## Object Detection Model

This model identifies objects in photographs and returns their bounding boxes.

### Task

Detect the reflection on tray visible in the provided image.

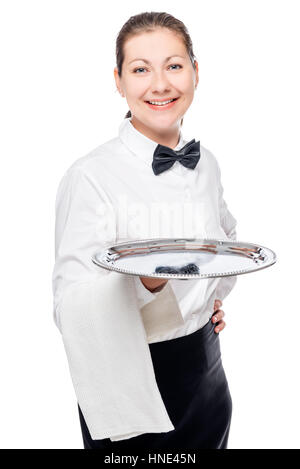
[114,243,218,259]
[155,263,200,275]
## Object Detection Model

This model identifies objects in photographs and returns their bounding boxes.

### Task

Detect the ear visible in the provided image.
[114,67,124,96]
[194,60,199,88]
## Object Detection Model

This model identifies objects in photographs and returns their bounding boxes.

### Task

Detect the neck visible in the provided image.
[130,116,181,149]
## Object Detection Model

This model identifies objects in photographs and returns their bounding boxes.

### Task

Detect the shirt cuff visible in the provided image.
[133,276,162,309]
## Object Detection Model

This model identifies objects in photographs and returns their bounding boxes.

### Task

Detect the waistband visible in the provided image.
[148,316,217,352]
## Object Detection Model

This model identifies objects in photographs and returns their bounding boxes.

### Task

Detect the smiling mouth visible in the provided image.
[145,97,179,105]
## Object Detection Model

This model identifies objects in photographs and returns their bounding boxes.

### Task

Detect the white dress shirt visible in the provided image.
[52,117,237,441]
[117,117,237,343]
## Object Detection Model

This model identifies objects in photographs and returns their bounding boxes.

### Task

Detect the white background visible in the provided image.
[0,0,299,449]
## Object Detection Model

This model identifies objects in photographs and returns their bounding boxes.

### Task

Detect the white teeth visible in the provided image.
[148,99,175,106]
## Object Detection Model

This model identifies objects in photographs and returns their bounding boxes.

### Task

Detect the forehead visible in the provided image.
[123,29,187,63]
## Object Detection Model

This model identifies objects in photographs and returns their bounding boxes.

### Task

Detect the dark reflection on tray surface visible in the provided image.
[155,263,200,275]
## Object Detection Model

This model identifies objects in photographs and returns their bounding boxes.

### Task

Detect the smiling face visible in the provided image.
[114,28,199,145]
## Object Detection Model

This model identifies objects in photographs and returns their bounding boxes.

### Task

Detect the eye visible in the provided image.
[169,64,182,70]
[133,67,147,73]
[132,64,183,73]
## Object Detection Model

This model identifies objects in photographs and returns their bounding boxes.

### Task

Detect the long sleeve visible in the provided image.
[214,161,238,301]
[52,165,175,441]
[52,166,116,331]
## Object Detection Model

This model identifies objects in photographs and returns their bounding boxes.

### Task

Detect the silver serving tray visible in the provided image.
[92,238,276,280]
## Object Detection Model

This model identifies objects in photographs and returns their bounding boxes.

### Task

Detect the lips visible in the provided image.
[145,97,179,104]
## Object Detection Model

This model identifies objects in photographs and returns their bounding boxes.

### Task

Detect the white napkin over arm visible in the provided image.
[52,165,174,441]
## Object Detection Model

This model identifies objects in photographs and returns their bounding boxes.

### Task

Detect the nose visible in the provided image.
[150,70,171,94]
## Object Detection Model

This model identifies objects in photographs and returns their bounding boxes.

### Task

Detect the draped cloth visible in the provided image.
[58,270,184,441]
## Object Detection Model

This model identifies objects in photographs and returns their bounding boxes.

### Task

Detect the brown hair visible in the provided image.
[115,11,197,126]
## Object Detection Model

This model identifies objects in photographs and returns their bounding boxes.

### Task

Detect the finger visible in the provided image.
[214,299,223,311]
[212,309,225,323]
[215,319,226,333]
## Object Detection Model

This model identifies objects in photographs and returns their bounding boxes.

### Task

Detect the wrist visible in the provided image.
[147,283,166,293]
[139,276,168,293]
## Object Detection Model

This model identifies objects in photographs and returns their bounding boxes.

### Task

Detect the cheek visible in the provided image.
[183,75,196,93]
[179,87,195,107]
[174,76,195,97]
[126,79,149,99]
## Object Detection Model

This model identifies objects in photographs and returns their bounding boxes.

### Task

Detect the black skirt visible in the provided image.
[77,317,232,450]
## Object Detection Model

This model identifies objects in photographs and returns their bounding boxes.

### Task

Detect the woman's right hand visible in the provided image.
[139,276,168,293]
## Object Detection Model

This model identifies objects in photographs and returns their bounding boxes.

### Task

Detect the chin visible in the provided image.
[133,112,180,131]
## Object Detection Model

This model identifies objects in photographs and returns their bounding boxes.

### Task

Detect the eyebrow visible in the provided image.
[128,55,185,65]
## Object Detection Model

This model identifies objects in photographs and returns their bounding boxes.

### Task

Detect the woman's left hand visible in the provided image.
[212,299,226,333]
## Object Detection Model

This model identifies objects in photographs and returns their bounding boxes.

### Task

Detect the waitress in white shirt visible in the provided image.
[53,11,237,450]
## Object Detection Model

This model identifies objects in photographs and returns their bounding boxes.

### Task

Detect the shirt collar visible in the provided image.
[118,117,186,175]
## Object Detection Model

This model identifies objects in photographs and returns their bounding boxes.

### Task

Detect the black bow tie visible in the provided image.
[152,139,201,175]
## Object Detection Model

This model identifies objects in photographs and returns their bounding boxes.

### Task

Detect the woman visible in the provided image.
[52,11,237,450]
